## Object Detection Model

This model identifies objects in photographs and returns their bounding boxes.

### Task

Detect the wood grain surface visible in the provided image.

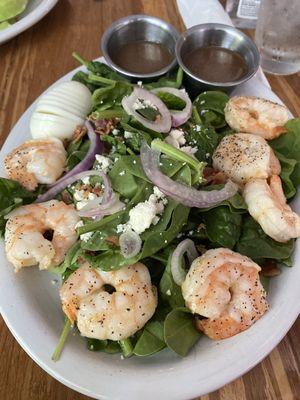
[0,1,300,399]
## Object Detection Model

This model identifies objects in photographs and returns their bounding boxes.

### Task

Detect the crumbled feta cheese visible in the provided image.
[165,129,198,157]
[76,221,93,242]
[200,100,205,105]
[112,129,120,136]
[119,170,125,176]
[205,152,211,159]
[124,131,133,139]
[181,146,198,156]
[74,189,85,201]
[128,201,160,234]
[200,109,208,115]
[120,188,168,235]
[76,200,89,210]
[80,231,93,242]
[133,98,157,111]
[137,81,143,87]
[95,155,112,173]
[153,186,165,199]
[88,192,97,201]
[195,125,201,132]
[166,289,171,296]
[116,224,126,234]
[81,177,90,185]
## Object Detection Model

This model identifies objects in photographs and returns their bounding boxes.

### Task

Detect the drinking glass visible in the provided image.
[255,0,300,75]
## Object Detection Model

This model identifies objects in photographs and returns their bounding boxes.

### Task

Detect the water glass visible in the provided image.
[255,0,300,75]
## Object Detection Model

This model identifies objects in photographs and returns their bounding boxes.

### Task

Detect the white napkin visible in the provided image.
[175,0,283,103]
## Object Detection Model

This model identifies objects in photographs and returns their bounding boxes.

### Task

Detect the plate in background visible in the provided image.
[0,0,58,44]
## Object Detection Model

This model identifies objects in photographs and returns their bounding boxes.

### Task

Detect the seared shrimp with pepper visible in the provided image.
[212,133,281,185]
[5,200,79,271]
[224,96,289,140]
[182,248,268,340]
[244,175,300,242]
[60,263,158,340]
[4,138,66,190]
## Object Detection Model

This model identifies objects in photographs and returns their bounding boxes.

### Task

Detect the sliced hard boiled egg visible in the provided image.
[30,113,84,140]
[30,81,92,140]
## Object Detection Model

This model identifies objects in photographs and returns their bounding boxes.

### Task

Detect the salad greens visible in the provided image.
[2,51,300,361]
[0,177,38,236]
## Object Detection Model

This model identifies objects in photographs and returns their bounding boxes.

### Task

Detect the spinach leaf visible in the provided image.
[270,119,300,162]
[72,71,98,93]
[193,91,229,129]
[155,91,186,110]
[66,138,90,170]
[133,321,166,356]
[159,249,185,309]
[201,205,242,249]
[270,118,300,190]
[184,122,219,164]
[50,241,82,276]
[92,82,132,110]
[87,338,121,354]
[73,52,129,83]
[145,68,183,90]
[136,106,160,121]
[275,152,297,199]
[164,307,201,357]
[100,134,127,155]
[0,178,37,236]
[236,216,294,262]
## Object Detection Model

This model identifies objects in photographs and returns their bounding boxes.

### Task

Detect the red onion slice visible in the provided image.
[151,87,192,127]
[121,87,171,133]
[119,229,142,259]
[36,171,111,203]
[140,142,238,208]
[49,120,103,188]
[171,239,198,285]
[78,193,125,219]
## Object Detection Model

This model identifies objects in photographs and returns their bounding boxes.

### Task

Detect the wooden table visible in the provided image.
[0,1,300,399]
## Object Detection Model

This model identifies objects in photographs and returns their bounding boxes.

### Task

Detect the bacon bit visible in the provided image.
[89,117,119,136]
[261,260,281,277]
[72,125,87,143]
[61,191,73,205]
[105,236,120,247]
[194,315,207,333]
[75,183,103,198]
[196,244,207,255]
[203,167,228,185]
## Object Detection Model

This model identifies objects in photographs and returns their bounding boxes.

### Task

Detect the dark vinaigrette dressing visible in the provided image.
[110,41,173,74]
[183,46,248,83]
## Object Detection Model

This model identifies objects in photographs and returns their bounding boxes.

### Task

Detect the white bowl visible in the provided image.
[0,60,299,400]
[0,0,58,45]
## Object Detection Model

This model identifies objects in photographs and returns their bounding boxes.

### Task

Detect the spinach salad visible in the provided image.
[1,51,300,360]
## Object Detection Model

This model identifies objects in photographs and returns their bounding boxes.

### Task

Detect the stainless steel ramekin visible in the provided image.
[175,23,260,93]
[101,14,179,81]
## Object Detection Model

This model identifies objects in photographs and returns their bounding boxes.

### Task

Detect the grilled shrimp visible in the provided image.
[244,176,300,242]
[5,200,79,271]
[224,96,289,140]
[60,263,158,340]
[212,133,281,185]
[4,138,66,191]
[182,248,268,340]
